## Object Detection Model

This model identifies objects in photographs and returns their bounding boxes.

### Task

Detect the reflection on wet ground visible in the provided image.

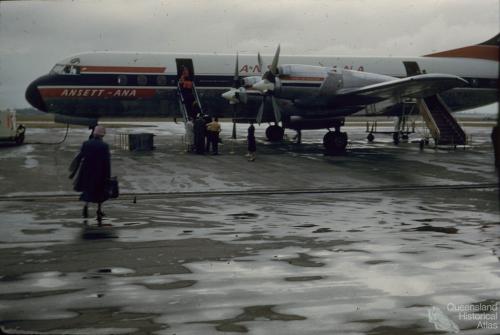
[0,190,498,334]
[0,123,499,334]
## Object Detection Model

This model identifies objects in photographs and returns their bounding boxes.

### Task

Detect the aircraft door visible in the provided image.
[403,61,421,76]
[176,58,195,81]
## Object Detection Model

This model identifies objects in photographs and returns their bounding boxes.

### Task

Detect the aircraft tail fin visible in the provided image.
[424,33,499,62]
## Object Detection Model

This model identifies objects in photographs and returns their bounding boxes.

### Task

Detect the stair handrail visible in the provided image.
[176,81,190,123]
[191,82,203,113]
[418,98,441,143]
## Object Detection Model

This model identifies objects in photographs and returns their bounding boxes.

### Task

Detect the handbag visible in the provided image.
[68,153,83,179]
[107,177,119,199]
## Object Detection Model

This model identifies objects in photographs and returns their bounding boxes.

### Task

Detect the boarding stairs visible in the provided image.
[419,94,467,146]
[176,81,204,124]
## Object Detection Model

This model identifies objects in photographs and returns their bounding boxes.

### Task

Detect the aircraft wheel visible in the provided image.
[367,133,375,142]
[15,134,25,145]
[266,125,284,142]
[393,132,400,145]
[402,133,409,141]
[324,131,348,153]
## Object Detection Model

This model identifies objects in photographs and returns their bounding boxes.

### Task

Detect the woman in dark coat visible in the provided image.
[193,115,206,154]
[71,126,111,220]
[247,123,256,162]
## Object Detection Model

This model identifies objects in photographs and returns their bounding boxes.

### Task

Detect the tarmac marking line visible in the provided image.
[0,183,497,202]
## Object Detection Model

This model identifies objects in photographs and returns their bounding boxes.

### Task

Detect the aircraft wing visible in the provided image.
[333,74,469,105]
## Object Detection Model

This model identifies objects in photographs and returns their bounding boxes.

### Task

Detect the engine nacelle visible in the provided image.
[270,64,396,101]
[274,65,328,99]
[278,64,327,78]
[242,76,262,88]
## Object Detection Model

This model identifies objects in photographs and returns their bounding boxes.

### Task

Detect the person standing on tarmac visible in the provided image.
[193,114,206,154]
[247,123,256,161]
[206,117,221,155]
[70,125,111,221]
[185,119,194,152]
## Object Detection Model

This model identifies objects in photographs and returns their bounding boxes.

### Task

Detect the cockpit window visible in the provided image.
[50,64,65,74]
[50,63,80,75]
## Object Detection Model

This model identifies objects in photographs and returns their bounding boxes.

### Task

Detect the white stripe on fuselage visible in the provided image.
[56,52,498,80]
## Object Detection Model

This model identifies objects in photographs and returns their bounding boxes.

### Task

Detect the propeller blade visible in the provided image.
[232,104,237,139]
[271,96,281,123]
[256,98,265,125]
[258,52,264,75]
[270,44,280,76]
[233,52,239,88]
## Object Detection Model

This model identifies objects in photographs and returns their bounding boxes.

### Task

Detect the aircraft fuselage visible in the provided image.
[26,52,498,123]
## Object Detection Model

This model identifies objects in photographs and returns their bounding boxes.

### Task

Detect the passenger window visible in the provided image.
[118,75,127,85]
[156,75,167,86]
[137,75,147,86]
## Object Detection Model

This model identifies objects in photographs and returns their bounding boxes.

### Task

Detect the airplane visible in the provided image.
[25,34,498,152]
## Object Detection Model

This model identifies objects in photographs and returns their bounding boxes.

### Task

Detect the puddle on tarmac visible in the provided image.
[0,189,498,334]
[190,305,307,333]
[139,279,197,290]
[412,225,459,234]
[277,252,325,267]
[89,268,136,276]
[284,276,323,282]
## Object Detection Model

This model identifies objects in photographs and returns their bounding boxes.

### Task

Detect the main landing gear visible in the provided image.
[264,120,349,154]
[323,129,348,154]
[265,124,285,142]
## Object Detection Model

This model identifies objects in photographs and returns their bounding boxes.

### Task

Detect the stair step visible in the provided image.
[422,95,467,146]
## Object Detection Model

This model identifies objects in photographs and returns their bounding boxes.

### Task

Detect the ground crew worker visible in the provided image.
[247,123,256,161]
[206,117,221,155]
[193,115,206,154]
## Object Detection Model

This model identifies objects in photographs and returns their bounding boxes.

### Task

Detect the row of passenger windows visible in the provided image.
[51,64,171,86]
[117,75,169,86]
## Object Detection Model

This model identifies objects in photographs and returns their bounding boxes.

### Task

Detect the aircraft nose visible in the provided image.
[25,78,47,112]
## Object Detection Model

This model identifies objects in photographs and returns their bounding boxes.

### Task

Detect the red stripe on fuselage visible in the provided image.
[80,66,166,73]
[39,87,157,99]
[279,76,324,81]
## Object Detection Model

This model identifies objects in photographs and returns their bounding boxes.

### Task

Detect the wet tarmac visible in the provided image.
[0,121,499,334]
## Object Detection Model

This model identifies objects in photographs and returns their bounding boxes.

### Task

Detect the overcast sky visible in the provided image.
[0,0,498,108]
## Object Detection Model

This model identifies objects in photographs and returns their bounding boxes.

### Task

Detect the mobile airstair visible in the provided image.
[419,94,467,146]
[176,81,204,123]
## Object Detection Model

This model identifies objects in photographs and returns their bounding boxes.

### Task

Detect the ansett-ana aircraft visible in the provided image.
[26,34,498,152]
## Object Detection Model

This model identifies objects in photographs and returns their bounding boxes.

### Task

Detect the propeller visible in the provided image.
[253,45,282,124]
[230,52,241,139]
[253,46,279,93]
[221,52,248,104]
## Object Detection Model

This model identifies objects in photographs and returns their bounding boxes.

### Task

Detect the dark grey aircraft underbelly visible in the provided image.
[45,87,498,121]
